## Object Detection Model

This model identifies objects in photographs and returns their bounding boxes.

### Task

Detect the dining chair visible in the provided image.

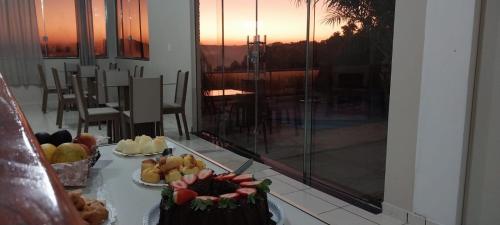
[38,64,62,113]
[163,71,190,140]
[71,75,121,142]
[77,65,99,105]
[132,65,138,77]
[102,70,129,109]
[52,68,76,128]
[64,62,79,91]
[109,62,118,70]
[138,66,144,78]
[122,76,163,138]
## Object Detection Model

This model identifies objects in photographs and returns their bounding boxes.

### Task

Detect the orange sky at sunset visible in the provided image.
[35,0,107,45]
[200,0,342,45]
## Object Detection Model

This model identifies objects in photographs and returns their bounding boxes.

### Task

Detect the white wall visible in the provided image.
[463,0,500,224]
[412,0,480,224]
[384,0,427,216]
[384,0,482,225]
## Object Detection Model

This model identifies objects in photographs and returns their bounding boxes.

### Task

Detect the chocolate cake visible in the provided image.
[158,169,276,225]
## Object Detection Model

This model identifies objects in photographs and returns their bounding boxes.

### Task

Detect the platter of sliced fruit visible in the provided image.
[132,154,208,187]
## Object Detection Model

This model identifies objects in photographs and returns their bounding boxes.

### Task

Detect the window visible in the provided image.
[35,0,79,57]
[116,0,149,59]
[93,0,108,57]
[35,0,108,58]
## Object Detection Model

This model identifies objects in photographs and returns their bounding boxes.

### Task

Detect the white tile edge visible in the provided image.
[382,202,445,225]
[382,202,408,223]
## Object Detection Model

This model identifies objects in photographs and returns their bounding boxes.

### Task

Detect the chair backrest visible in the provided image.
[105,70,129,87]
[133,65,138,77]
[64,62,79,86]
[37,64,48,90]
[78,65,98,77]
[129,75,163,124]
[64,62,78,73]
[139,66,144,78]
[51,68,65,101]
[174,70,189,107]
[72,75,89,120]
[109,62,118,70]
[96,70,107,104]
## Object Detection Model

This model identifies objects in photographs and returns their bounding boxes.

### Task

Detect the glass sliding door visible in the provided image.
[307,0,395,208]
[256,0,307,179]
[218,0,257,155]
[198,0,223,142]
[196,0,395,211]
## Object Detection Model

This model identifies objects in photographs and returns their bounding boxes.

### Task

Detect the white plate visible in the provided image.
[113,149,162,157]
[142,198,284,225]
[132,169,169,187]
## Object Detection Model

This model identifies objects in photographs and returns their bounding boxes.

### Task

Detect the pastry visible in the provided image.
[80,200,108,225]
[141,159,157,171]
[180,166,200,175]
[141,167,161,183]
[159,156,183,173]
[68,191,85,211]
[67,191,109,225]
[165,169,182,183]
[182,154,196,168]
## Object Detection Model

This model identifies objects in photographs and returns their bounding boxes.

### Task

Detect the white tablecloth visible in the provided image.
[82,141,327,225]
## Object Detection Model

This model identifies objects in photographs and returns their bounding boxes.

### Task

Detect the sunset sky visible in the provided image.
[200,0,342,45]
[35,0,107,44]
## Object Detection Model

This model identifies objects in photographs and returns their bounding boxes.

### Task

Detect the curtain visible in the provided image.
[76,0,96,65]
[0,0,42,87]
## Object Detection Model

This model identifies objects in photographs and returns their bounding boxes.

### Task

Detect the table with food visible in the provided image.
[34,129,328,225]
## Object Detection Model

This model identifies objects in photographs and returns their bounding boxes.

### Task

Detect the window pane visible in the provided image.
[35,0,46,56]
[41,0,78,57]
[93,0,107,57]
[116,0,148,59]
[116,0,124,56]
[140,0,149,58]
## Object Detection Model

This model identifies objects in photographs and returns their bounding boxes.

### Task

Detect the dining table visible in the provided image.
[81,139,328,225]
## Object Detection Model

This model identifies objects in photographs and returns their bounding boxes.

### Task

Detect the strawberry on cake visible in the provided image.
[158,169,275,225]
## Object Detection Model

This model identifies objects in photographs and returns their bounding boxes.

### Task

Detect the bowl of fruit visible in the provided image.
[36,130,100,187]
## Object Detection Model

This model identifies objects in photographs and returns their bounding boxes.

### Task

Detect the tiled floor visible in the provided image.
[19,102,404,225]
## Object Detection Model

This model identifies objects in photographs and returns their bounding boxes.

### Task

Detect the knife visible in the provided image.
[234,159,254,175]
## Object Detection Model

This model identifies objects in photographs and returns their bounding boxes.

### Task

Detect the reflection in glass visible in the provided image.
[116,0,149,59]
[35,0,79,57]
[93,0,107,57]
[308,0,395,205]
[197,0,395,208]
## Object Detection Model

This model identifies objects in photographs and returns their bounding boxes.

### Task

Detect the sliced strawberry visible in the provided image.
[239,180,262,188]
[219,192,240,200]
[236,187,257,196]
[182,174,197,185]
[232,174,254,183]
[197,168,214,180]
[215,173,236,181]
[173,189,198,205]
[170,180,188,190]
[196,196,219,202]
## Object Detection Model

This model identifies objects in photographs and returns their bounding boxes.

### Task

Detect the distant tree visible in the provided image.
[297,0,395,63]
[229,60,241,70]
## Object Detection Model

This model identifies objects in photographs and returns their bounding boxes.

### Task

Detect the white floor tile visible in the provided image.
[319,209,378,225]
[283,191,338,214]
[304,188,350,207]
[343,205,404,225]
